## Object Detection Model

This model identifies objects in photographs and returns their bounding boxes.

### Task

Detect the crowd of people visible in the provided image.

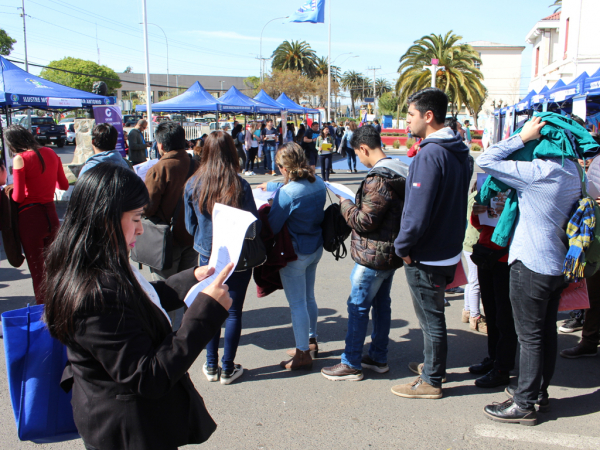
[1,85,599,448]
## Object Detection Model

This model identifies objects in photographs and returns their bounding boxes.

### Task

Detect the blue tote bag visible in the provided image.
[2,304,79,443]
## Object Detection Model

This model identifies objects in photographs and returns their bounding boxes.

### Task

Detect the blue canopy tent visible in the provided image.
[218,86,281,114]
[0,56,115,111]
[254,89,287,112]
[276,93,319,115]
[136,81,220,113]
[515,89,538,112]
[546,72,589,112]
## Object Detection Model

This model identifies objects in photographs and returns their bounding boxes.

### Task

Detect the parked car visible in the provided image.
[19,116,66,147]
[123,114,142,127]
[64,122,76,145]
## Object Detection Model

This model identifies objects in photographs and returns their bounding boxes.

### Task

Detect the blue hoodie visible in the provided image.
[79,150,131,177]
[394,127,471,263]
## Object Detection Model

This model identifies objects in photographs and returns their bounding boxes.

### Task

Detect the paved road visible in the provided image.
[0,152,599,450]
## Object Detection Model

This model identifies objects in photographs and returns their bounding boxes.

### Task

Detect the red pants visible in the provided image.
[18,202,60,304]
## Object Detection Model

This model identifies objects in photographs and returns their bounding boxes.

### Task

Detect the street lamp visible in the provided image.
[424,58,439,88]
[141,22,169,94]
[259,16,288,82]
[332,52,353,64]
[220,81,225,97]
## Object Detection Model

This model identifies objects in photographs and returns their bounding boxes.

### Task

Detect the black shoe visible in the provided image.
[559,317,584,333]
[505,385,550,413]
[329,170,336,174]
[360,355,389,373]
[483,398,537,426]
[469,357,494,375]
[475,368,510,388]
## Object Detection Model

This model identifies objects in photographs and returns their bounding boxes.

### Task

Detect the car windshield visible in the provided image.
[31,118,56,125]
[68,124,75,132]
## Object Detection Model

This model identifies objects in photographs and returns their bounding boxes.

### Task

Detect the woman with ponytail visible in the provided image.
[257,142,326,370]
[44,163,233,450]
[5,125,69,303]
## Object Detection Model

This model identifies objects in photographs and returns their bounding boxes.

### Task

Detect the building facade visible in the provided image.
[526,0,600,92]
[467,41,525,116]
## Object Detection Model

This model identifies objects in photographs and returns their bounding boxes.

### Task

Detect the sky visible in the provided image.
[1,0,557,101]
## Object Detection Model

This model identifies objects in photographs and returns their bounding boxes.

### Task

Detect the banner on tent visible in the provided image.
[47,98,82,108]
[572,95,587,121]
[93,106,127,157]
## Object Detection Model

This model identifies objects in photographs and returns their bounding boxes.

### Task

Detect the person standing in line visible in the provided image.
[478,116,583,425]
[128,119,151,165]
[464,119,472,148]
[184,131,260,385]
[244,122,259,176]
[259,122,267,171]
[232,124,246,172]
[285,122,295,144]
[257,143,326,370]
[341,121,358,173]
[262,119,279,176]
[372,119,382,135]
[296,123,306,145]
[392,88,471,399]
[79,123,130,177]
[321,125,407,381]
[302,121,320,171]
[144,123,199,325]
[316,126,335,182]
[335,121,345,152]
[6,125,69,304]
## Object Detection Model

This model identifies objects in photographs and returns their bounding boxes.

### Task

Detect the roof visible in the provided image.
[467,41,526,50]
[542,11,561,21]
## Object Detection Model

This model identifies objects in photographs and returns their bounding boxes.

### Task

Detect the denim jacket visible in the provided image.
[266,176,326,254]
[184,175,260,259]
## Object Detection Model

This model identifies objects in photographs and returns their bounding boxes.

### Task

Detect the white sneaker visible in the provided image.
[220,364,243,385]
[202,362,220,382]
[248,171,255,176]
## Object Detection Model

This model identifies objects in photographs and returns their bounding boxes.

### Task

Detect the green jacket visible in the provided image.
[477,112,599,247]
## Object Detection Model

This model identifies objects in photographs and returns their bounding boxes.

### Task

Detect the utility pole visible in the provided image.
[141,0,153,142]
[19,0,31,130]
[367,66,381,118]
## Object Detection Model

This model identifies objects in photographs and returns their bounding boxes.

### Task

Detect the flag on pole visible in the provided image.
[289,0,325,23]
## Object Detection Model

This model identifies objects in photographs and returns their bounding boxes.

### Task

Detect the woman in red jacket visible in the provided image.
[6,125,69,303]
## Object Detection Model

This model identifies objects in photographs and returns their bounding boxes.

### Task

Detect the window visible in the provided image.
[564,18,570,59]
[535,47,540,76]
[474,52,481,70]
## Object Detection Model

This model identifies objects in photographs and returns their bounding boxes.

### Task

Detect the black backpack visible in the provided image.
[321,192,352,260]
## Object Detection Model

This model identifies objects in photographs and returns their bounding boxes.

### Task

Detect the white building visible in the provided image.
[526,0,600,92]
[466,41,525,116]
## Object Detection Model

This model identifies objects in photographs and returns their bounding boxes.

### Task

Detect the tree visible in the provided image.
[378,91,401,116]
[243,76,261,96]
[395,31,485,119]
[158,88,185,102]
[375,78,392,97]
[341,70,366,118]
[550,0,562,13]
[0,28,16,56]
[312,76,340,108]
[271,40,317,78]
[123,66,133,73]
[259,70,314,103]
[314,56,340,81]
[40,57,121,94]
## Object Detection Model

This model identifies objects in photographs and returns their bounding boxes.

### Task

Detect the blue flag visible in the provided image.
[289,0,325,23]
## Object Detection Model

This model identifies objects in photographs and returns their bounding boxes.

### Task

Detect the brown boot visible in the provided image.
[286,338,319,358]
[280,349,313,371]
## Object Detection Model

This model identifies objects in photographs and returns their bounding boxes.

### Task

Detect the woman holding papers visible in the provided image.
[258,142,327,370]
[43,163,233,450]
[184,131,260,385]
[317,126,335,181]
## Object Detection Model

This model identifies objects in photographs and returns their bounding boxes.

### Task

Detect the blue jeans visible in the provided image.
[279,245,323,351]
[404,262,456,387]
[265,144,277,172]
[200,254,252,374]
[341,264,396,370]
[345,147,357,170]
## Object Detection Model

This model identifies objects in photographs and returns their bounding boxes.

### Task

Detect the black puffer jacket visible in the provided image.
[340,158,408,270]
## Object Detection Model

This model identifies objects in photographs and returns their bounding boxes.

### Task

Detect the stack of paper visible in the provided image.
[324,182,355,201]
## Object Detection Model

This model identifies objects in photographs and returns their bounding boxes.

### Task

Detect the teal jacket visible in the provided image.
[477,112,599,247]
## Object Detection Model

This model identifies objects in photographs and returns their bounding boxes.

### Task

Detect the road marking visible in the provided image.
[475,424,600,449]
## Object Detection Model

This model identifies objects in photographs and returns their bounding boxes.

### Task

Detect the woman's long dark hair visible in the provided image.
[43,163,169,346]
[192,131,243,215]
[5,124,45,173]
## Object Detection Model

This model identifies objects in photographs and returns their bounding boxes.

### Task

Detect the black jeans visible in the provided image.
[404,262,456,387]
[320,153,332,181]
[236,144,246,169]
[478,261,518,372]
[245,146,258,172]
[581,269,600,347]
[509,260,567,409]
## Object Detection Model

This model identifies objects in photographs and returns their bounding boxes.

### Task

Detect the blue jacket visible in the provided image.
[267,176,326,254]
[184,176,260,259]
[79,150,130,176]
[394,127,471,262]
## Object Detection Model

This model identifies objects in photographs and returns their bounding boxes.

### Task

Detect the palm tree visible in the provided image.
[341,70,366,118]
[395,31,485,119]
[314,56,340,81]
[550,0,562,13]
[271,40,317,78]
[375,78,392,97]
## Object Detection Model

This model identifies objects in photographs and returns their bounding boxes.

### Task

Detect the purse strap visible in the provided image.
[171,154,196,229]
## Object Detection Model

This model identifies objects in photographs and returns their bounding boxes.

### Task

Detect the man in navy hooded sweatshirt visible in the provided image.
[392,88,471,399]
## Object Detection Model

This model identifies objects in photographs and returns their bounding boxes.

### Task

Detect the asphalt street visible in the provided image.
[0,146,598,450]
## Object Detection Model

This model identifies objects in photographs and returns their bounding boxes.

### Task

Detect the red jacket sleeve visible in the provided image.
[56,158,69,191]
[11,167,25,203]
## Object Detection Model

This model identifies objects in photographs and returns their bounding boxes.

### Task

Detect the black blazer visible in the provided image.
[61,268,228,450]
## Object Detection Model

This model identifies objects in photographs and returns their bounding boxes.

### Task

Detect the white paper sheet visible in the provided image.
[184,203,257,306]
[325,182,355,201]
[133,159,159,182]
[252,187,276,209]
[476,173,511,227]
